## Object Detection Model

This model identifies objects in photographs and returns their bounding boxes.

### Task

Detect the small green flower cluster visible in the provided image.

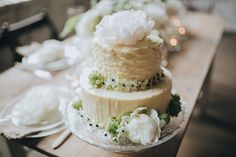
[89,71,105,88]
[88,70,165,92]
[106,117,121,139]
[73,100,83,111]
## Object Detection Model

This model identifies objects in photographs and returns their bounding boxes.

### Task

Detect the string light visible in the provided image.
[178,27,186,35]
[170,37,178,46]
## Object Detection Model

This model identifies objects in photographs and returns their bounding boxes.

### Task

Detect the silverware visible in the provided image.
[52,129,71,149]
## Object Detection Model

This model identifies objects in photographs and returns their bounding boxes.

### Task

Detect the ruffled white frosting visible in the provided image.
[94,10,155,47]
[94,40,163,80]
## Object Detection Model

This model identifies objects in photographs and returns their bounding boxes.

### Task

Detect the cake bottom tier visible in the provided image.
[80,68,172,124]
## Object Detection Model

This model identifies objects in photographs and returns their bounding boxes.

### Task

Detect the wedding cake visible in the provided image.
[73,10,182,145]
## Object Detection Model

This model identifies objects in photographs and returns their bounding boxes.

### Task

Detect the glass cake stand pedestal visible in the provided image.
[65,92,189,153]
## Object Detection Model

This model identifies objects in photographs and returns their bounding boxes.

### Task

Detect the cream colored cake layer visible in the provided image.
[93,40,163,81]
[80,68,172,124]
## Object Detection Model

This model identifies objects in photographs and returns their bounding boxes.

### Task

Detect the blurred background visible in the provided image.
[0,0,235,157]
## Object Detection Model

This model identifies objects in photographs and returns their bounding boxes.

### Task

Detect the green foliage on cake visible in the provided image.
[106,117,121,138]
[89,71,105,88]
[166,94,182,117]
[73,100,83,111]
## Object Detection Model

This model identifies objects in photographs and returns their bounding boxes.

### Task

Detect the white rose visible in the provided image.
[94,10,155,47]
[94,0,114,16]
[127,114,160,145]
[144,3,169,27]
[75,10,101,36]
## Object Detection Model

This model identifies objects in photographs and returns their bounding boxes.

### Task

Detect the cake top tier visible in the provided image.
[94,10,163,48]
[93,10,164,81]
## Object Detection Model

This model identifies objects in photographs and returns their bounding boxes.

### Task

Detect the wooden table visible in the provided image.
[0,12,224,157]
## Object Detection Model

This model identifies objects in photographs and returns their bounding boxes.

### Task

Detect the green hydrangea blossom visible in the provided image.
[73,100,83,111]
[106,117,121,138]
[89,71,105,88]
[159,113,171,124]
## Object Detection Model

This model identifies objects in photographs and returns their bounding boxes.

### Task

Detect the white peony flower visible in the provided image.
[75,10,101,36]
[94,0,114,16]
[124,107,161,145]
[127,114,160,145]
[144,3,169,27]
[94,10,155,47]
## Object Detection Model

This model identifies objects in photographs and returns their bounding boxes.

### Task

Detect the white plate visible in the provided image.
[0,85,74,133]
[21,44,80,72]
[65,93,189,153]
[21,57,74,72]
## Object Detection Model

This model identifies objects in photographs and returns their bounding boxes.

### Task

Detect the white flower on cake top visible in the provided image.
[94,10,156,47]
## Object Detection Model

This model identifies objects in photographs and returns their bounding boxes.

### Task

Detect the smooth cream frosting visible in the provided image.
[80,67,172,124]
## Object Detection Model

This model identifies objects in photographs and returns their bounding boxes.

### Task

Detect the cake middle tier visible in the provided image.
[80,68,172,124]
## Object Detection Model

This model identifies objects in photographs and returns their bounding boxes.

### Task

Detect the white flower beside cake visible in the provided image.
[27,40,65,65]
[68,10,184,147]
[11,86,59,126]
